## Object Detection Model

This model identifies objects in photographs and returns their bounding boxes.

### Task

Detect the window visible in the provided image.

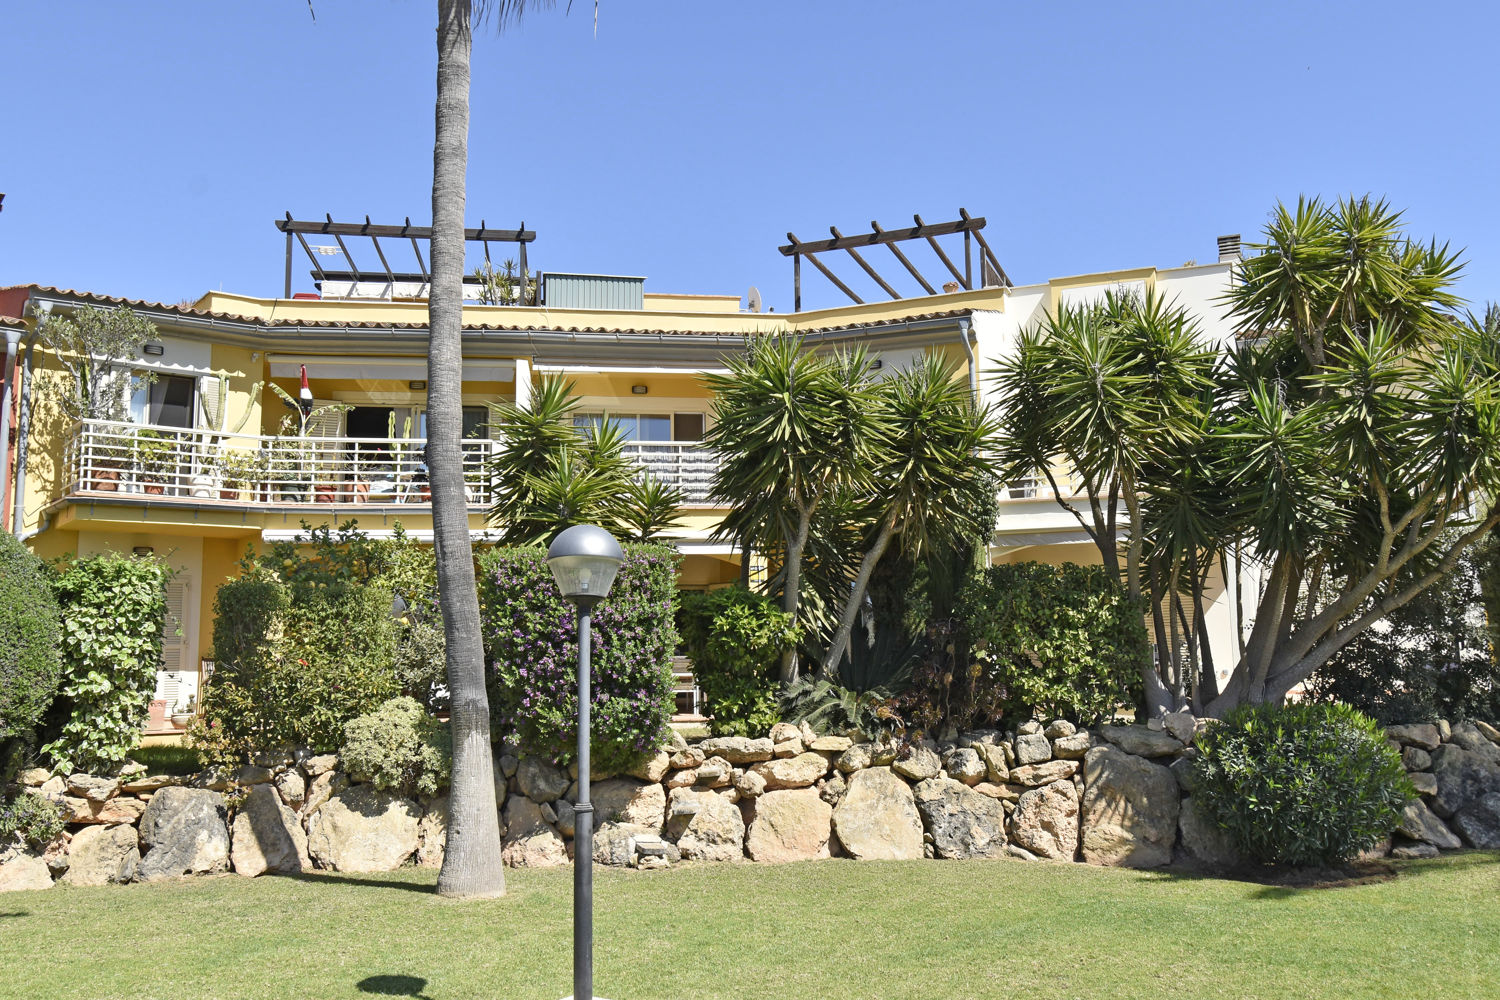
[130,374,196,428]
[462,406,489,439]
[673,413,705,441]
[574,413,699,442]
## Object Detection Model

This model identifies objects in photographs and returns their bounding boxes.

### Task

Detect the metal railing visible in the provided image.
[998,470,1086,502]
[65,420,723,507]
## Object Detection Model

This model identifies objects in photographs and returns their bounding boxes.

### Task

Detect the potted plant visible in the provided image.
[216,449,260,501]
[134,430,177,495]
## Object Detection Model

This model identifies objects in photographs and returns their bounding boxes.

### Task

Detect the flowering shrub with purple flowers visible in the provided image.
[478,544,679,774]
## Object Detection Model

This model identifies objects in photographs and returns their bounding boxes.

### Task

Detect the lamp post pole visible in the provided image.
[573,595,596,1000]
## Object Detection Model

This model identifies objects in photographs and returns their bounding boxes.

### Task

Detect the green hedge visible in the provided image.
[42,553,167,775]
[0,534,62,784]
[679,586,798,737]
[478,545,678,773]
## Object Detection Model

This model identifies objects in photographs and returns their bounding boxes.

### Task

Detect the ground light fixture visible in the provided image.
[546,523,625,1000]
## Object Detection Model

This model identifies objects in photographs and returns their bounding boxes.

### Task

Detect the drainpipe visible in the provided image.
[0,326,21,520]
[956,317,978,401]
[12,335,36,537]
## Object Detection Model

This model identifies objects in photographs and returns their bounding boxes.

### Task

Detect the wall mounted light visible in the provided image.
[143,343,166,356]
[409,380,427,391]
[631,384,648,395]
[132,546,155,557]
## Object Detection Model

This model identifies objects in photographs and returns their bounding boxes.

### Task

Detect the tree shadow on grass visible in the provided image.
[0,912,28,919]
[285,871,435,895]
[1139,849,1500,899]
[357,974,432,999]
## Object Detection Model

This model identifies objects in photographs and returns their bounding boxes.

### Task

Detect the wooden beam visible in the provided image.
[778,214,985,256]
[917,214,968,288]
[276,216,536,243]
[787,233,862,304]
[832,226,900,299]
[961,207,1012,287]
[873,221,936,295]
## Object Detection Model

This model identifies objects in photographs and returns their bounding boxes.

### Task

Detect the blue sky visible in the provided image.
[3,1,1498,314]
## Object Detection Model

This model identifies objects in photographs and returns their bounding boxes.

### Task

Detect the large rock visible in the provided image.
[891,745,941,782]
[1428,744,1500,818]
[66,774,120,802]
[231,785,309,876]
[810,736,853,753]
[137,787,230,880]
[836,744,873,773]
[942,748,987,786]
[1396,798,1462,850]
[625,752,672,783]
[1009,760,1079,787]
[745,787,833,862]
[1014,733,1053,766]
[1452,792,1500,849]
[1385,723,1442,750]
[666,788,745,862]
[912,777,1006,859]
[1080,746,1180,868]
[501,796,568,868]
[590,778,667,831]
[1097,725,1185,758]
[1162,710,1198,746]
[1008,780,1079,860]
[1450,721,1500,757]
[61,825,140,886]
[831,767,923,860]
[975,743,1009,782]
[119,774,180,794]
[306,785,420,872]
[750,752,829,790]
[696,737,773,764]
[516,757,570,803]
[1475,720,1500,744]
[61,794,147,825]
[1051,732,1092,760]
[416,795,448,868]
[593,822,658,866]
[274,769,307,810]
[1177,796,1241,869]
[0,852,53,892]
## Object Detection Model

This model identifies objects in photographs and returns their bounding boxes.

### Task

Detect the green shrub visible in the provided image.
[957,562,1146,727]
[42,553,168,775]
[386,530,447,712]
[679,586,799,738]
[1192,702,1414,867]
[780,676,901,741]
[194,524,398,765]
[0,790,65,851]
[341,697,451,798]
[479,545,678,773]
[0,534,62,785]
[128,744,203,776]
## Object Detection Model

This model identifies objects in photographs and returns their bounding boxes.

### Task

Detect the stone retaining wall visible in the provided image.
[4,715,1499,891]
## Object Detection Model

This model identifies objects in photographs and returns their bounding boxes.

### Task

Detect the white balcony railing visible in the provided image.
[998,471,1086,502]
[65,419,721,507]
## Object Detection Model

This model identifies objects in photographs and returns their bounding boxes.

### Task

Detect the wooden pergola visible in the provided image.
[779,208,1011,311]
[275,212,537,300]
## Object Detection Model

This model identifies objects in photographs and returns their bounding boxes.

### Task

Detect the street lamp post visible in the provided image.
[546,524,624,1000]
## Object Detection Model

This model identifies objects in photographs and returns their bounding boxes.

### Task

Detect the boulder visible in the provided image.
[975,743,1009,783]
[274,769,307,810]
[696,737,773,764]
[1014,733,1053,766]
[0,852,53,892]
[66,774,120,802]
[769,722,802,743]
[666,788,745,862]
[665,768,698,788]
[1008,760,1079,787]
[554,799,576,838]
[912,777,1006,859]
[302,771,347,816]
[818,773,847,807]
[500,796,568,868]
[1396,798,1462,850]
[137,787,230,880]
[302,753,339,776]
[669,746,705,770]
[831,767,923,860]
[745,787,833,862]
[1177,796,1241,869]
[736,769,768,798]
[836,744,873,773]
[751,752,830,790]
[694,756,733,787]
[1043,720,1077,740]
[1452,792,1500,849]
[1168,754,1199,794]
[1162,710,1198,746]
[516,757,570,803]
[1051,732,1092,760]
[1390,838,1440,860]
[773,737,804,758]
[416,795,447,868]
[62,795,147,825]
[1410,771,1438,796]
[18,767,50,787]
[1097,725,1185,758]
[1008,780,1079,860]
[943,748,987,786]
[625,751,672,783]
[891,745,941,782]
[1428,744,1500,818]
[61,825,140,886]
[593,822,658,866]
[1080,746,1180,868]
[1474,720,1500,745]
[306,785,420,872]
[232,764,274,786]
[120,774,181,795]
[1385,723,1441,750]
[1450,721,1500,757]
[1017,720,1044,736]
[230,784,309,876]
[590,778,667,831]
[810,736,853,753]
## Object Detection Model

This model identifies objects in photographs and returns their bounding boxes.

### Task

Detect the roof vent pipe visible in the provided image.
[1217,234,1242,263]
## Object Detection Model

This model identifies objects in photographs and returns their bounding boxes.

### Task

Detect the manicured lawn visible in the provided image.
[2,853,1497,1000]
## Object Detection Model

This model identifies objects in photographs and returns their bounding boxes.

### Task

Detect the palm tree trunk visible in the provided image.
[431,0,505,899]
[821,512,899,677]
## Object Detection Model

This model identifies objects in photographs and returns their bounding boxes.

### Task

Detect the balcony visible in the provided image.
[64,419,720,508]
[997,471,1085,503]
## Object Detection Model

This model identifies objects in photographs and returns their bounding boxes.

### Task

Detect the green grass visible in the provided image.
[1,854,1497,1000]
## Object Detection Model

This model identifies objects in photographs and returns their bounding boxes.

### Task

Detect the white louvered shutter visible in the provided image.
[199,375,226,431]
[160,578,187,673]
